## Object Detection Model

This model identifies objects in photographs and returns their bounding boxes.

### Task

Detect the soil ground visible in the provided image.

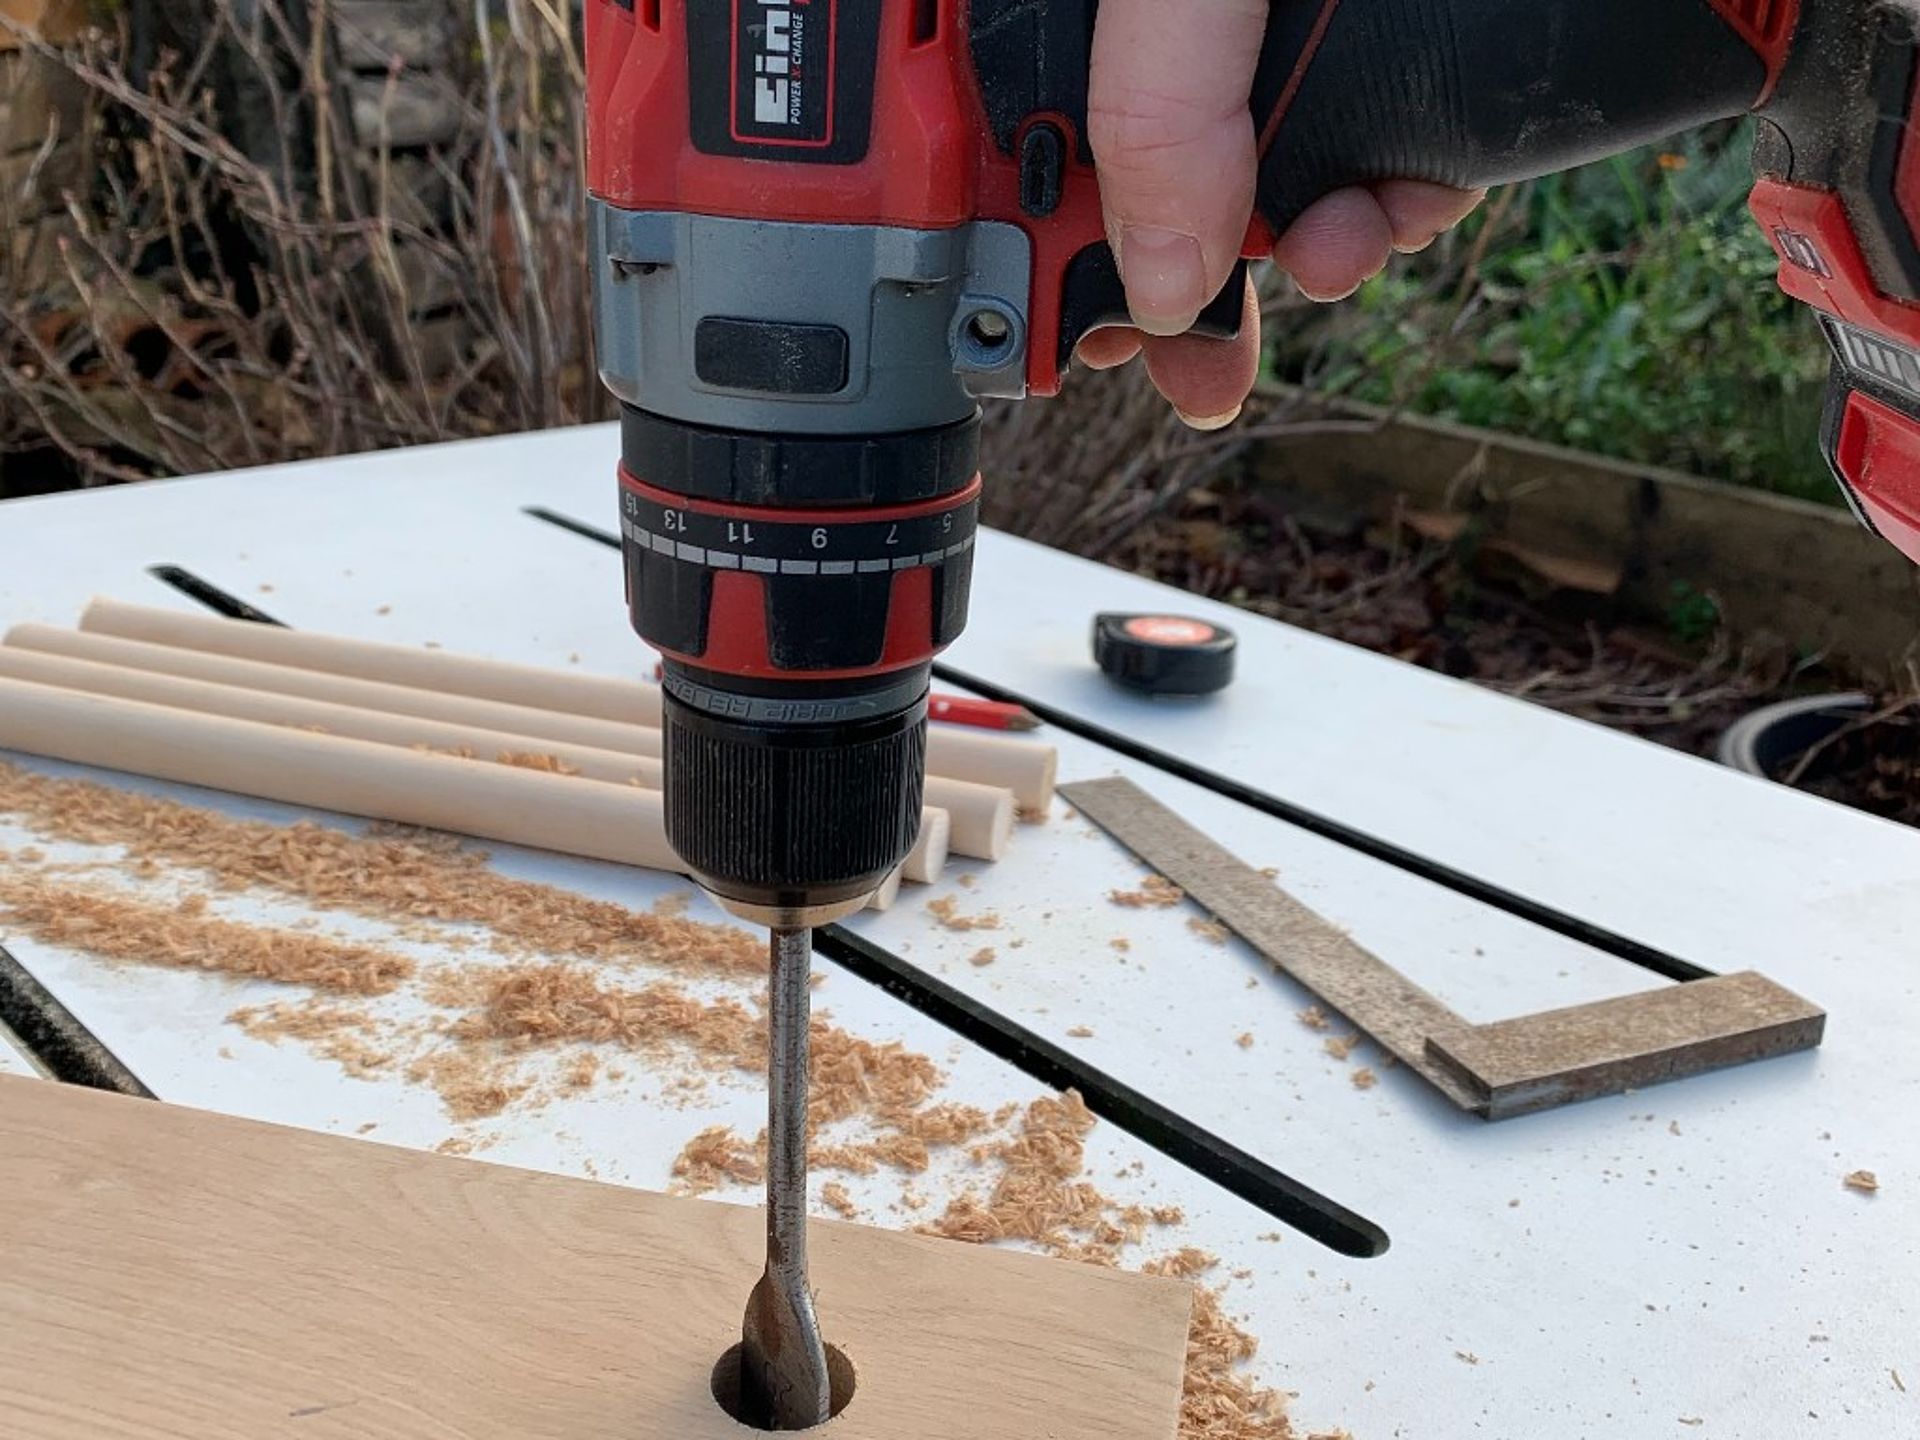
[1111,484,1915,825]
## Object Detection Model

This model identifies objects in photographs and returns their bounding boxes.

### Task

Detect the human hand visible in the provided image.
[1082,0,1484,427]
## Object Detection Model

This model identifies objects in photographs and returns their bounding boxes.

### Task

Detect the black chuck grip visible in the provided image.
[1245,0,1771,231]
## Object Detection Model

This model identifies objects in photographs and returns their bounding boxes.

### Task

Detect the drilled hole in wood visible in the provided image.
[710,1342,856,1430]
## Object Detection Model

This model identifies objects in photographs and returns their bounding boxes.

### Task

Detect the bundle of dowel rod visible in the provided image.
[3,628,1006,871]
[0,600,1055,890]
[0,675,907,910]
[73,599,1059,811]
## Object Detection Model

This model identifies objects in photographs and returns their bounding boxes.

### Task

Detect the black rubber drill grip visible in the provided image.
[1246,0,1773,233]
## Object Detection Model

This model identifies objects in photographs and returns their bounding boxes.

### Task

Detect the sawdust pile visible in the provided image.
[406,1049,533,1121]
[1110,875,1185,909]
[670,1043,985,1188]
[457,964,764,1067]
[0,875,413,995]
[920,1093,1305,1439]
[927,1093,1155,1264]
[0,762,762,978]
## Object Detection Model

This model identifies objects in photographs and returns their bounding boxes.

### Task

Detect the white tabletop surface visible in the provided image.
[0,423,1912,1437]
[0,1019,40,1077]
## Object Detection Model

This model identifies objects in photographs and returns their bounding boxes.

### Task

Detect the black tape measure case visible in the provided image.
[1092,613,1237,696]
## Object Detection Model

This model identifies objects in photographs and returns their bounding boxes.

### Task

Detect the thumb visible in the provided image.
[1088,0,1267,336]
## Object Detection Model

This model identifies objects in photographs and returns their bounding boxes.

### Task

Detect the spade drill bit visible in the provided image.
[739,926,832,1430]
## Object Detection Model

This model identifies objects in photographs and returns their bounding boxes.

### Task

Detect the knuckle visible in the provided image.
[1087,88,1233,171]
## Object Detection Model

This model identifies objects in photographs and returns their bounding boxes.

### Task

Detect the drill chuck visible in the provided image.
[662,664,929,924]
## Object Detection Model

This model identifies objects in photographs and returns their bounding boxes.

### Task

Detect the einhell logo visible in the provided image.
[732,0,835,146]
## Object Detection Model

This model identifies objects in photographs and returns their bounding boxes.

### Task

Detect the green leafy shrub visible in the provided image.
[1279,124,1835,504]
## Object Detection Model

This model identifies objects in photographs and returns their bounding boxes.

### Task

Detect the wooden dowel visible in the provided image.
[6,626,665,759]
[80,596,664,726]
[867,864,905,913]
[0,677,896,909]
[905,808,950,885]
[0,647,662,788]
[926,726,1057,812]
[922,776,1016,861]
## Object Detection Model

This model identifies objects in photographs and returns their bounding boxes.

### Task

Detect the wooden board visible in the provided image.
[0,1075,1191,1440]
[1061,777,1825,1119]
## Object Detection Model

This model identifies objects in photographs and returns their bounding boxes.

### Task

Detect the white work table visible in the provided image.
[0,424,1912,1437]
[0,1019,41,1077]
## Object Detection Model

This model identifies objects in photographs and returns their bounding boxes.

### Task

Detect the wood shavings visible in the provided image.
[406,1050,530,1122]
[15,846,44,863]
[454,964,762,1069]
[819,1181,858,1219]
[1843,1169,1880,1194]
[436,1137,474,1156]
[1455,1350,1480,1365]
[1669,1120,1682,1136]
[1144,1247,1219,1279]
[1109,875,1185,909]
[1257,867,1279,880]
[1177,1283,1300,1440]
[227,1001,395,1078]
[1235,1033,1254,1050]
[926,895,1002,931]
[924,1092,1106,1252]
[1349,1067,1377,1090]
[1187,917,1229,944]
[1894,1369,1906,1393]
[0,876,413,995]
[0,763,763,979]
[1111,938,1132,953]
[1322,1033,1359,1061]
[969,947,997,967]
[672,1125,764,1193]
[1067,1025,1094,1039]
[566,1052,601,1090]
[1296,1006,1329,1031]
[496,751,581,776]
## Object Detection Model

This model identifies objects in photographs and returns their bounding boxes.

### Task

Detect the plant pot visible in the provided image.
[1715,692,1873,778]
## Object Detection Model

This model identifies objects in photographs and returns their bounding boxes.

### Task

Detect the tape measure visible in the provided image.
[1092,613,1237,696]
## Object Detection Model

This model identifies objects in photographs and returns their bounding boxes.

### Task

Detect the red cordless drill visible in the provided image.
[585,0,1920,1426]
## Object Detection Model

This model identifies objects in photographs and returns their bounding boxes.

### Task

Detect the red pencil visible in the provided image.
[928,693,1041,731]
